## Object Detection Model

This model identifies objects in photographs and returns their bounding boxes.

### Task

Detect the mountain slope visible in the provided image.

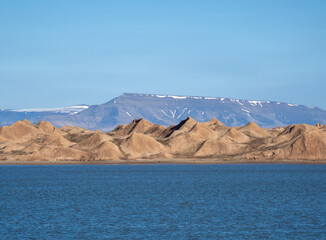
[1,93,326,131]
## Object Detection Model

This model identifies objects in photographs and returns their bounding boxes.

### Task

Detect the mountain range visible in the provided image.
[1,93,326,131]
[1,117,325,163]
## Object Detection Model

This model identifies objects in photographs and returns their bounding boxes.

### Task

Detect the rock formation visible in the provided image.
[1,117,326,163]
[316,123,323,127]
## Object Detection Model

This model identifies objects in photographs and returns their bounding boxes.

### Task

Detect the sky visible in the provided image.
[1,0,326,109]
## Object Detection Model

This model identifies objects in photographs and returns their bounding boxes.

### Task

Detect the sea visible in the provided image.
[1,164,326,239]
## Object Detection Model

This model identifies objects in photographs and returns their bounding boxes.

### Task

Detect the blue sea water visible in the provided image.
[1,164,326,239]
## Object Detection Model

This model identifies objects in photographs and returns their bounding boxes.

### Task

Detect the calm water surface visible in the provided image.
[1,164,326,239]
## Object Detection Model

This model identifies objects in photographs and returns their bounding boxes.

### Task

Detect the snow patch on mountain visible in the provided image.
[11,105,89,114]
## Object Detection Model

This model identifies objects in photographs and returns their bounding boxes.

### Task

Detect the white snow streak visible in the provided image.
[154,95,187,99]
[69,112,79,115]
[126,112,132,118]
[12,105,89,113]
[169,109,176,118]
[177,108,187,119]
[248,101,263,107]
[241,109,250,113]
[161,109,172,118]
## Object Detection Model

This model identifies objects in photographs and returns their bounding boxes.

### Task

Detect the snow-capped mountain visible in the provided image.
[1,93,326,131]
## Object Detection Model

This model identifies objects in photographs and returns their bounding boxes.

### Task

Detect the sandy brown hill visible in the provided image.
[188,123,217,139]
[111,118,166,138]
[238,122,268,138]
[44,134,74,147]
[167,132,205,156]
[219,128,251,143]
[171,116,197,131]
[73,132,112,150]
[112,118,153,135]
[204,118,225,129]
[279,124,316,138]
[59,126,94,143]
[280,129,326,160]
[0,120,40,141]
[36,121,59,134]
[90,141,123,160]
[160,117,198,138]
[120,132,166,159]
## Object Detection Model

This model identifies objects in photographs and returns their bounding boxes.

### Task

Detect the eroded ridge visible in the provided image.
[1,118,326,163]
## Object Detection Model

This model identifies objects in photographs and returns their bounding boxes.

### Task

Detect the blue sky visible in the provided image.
[1,0,326,109]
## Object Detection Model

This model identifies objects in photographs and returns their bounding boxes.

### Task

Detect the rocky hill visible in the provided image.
[1,118,326,163]
[1,93,326,131]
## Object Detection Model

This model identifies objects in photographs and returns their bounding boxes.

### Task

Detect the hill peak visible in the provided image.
[172,116,197,131]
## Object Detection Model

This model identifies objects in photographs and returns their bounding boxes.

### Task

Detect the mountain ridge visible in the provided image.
[1,93,326,131]
[1,117,326,163]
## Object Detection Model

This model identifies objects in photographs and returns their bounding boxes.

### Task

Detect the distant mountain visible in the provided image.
[0,105,89,126]
[1,93,326,131]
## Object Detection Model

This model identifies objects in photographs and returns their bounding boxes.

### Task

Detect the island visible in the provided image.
[0,117,326,164]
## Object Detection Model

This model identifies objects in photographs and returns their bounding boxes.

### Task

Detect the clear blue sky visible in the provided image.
[1,0,325,109]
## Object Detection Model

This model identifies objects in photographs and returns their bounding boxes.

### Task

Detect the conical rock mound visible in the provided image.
[161,117,198,138]
[121,133,166,159]
[112,118,155,136]
[143,124,167,138]
[287,129,326,159]
[167,132,205,155]
[59,126,93,143]
[220,128,251,143]
[0,120,40,141]
[74,132,112,150]
[44,134,74,147]
[204,118,225,128]
[277,124,315,144]
[188,123,216,139]
[239,122,268,138]
[91,141,123,160]
[173,117,197,131]
[36,121,58,134]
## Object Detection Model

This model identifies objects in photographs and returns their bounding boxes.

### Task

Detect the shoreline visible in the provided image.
[1,158,326,165]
